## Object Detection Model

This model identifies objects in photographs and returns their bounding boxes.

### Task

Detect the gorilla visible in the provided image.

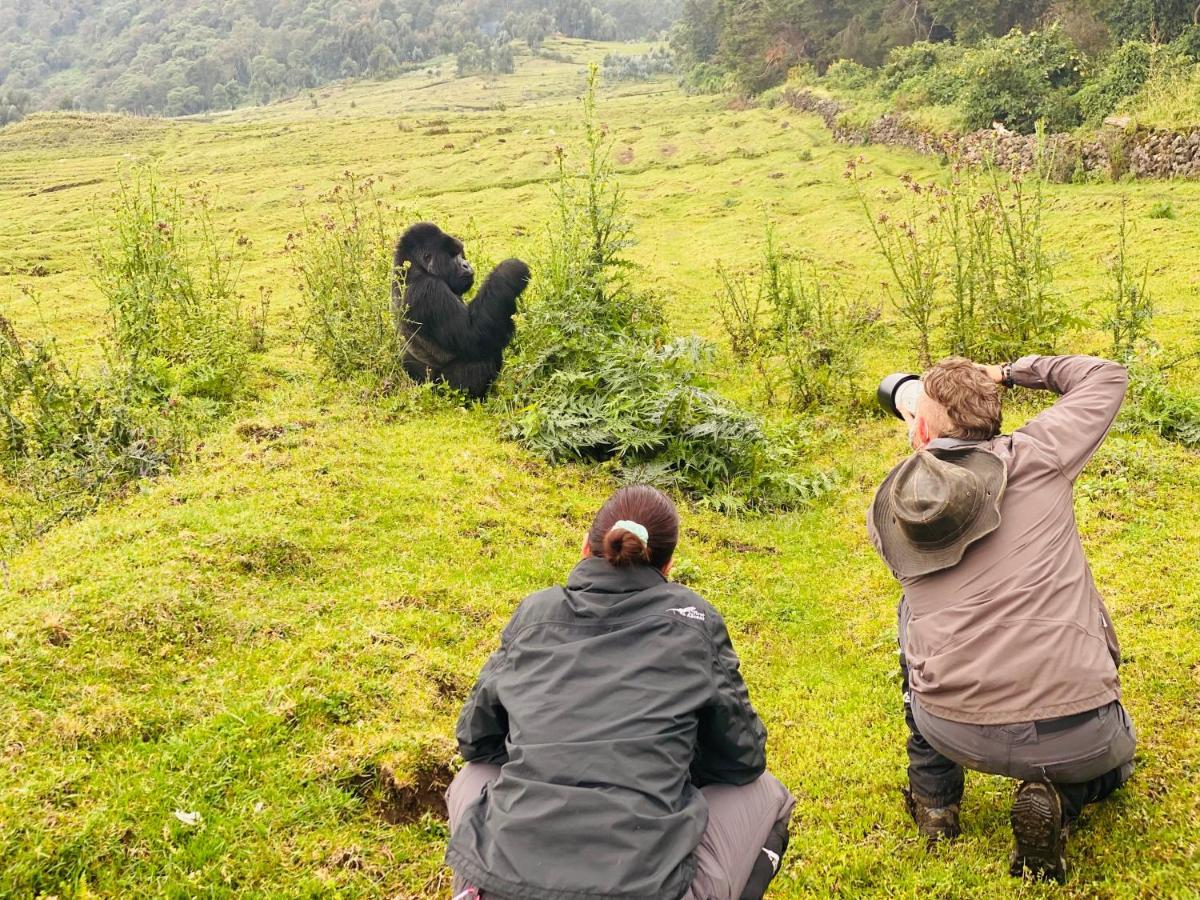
[391,222,530,399]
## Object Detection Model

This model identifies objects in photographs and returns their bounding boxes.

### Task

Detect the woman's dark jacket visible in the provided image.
[444,556,768,900]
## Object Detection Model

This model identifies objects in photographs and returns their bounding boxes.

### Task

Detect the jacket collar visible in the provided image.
[927,436,988,452]
[566,556,667,595]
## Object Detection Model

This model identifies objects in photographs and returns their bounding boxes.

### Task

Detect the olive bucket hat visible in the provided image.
[871,446,1008,578]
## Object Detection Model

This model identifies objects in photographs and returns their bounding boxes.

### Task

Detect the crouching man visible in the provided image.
[867,356,1136,883]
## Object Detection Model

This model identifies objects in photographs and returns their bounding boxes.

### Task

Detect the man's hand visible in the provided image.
[976,364,1005,385]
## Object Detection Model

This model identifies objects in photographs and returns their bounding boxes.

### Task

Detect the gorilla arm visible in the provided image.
[407,258,530,360]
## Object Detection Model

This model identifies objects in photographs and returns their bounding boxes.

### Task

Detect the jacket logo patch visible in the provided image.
[667,606,706,621]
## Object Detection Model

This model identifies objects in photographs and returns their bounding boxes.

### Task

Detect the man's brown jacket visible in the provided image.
[869,355,1128,725]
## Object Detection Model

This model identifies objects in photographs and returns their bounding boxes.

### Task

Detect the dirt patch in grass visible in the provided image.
[429,667,471,704]
[235,420,315,443]
[716,537,779,555]
[28,177,102,196]
[344,757,456,825]
[231,536,313,577]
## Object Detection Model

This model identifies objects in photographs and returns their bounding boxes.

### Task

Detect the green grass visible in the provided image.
[2,41,1199,897]
[1120,63,1200,130]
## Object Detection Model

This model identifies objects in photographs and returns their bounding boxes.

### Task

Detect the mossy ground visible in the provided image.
[2,40,1199,898]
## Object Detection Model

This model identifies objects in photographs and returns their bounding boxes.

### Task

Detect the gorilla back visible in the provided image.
[391,222,530,399]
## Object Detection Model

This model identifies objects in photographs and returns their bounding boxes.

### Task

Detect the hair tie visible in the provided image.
[611,520,649,547]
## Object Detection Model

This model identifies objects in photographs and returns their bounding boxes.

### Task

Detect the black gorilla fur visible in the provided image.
[391,222,530,399]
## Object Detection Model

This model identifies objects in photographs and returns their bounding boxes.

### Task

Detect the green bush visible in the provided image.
[94,170,250,402]
[679,61,727,95]
[1104,205,1154,361]
[0,309,186,550]
[602,47,674,82]
[503,68,829,512]
[717,224,880,411]
[1169,24,1200,62]
[2,169,252,549]
[1119,363,1200,447]
[1118,56,1200,129]
[879,42,964,106]
[824,58,876,93]
[1077,42,1154,124]
[851,157,1075,366]
[957,27,1084,132]
[290,173,410,391]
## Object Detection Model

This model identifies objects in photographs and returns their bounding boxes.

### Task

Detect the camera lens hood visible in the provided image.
[877,373,922,420]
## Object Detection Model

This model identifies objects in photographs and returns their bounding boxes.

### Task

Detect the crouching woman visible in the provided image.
[445,485,795,900]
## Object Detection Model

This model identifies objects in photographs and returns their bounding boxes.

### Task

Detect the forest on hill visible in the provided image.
[674,0,1200,88]
[673,1,1200,133]
[0,0,679,122]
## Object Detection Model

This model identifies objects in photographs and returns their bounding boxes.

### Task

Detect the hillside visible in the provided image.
[2,41,1200,897]
[0,0,678,120]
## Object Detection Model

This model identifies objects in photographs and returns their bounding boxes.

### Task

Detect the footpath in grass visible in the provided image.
[2,41,1199,898]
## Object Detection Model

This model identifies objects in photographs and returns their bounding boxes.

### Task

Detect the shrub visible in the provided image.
[957,27,1084,132]
[502,68,829,511]
[880,42,965,106]
[1104,205,1153,361]
[94,169,250,402]
[0,308,184,549]
[1148,201,1176,219]
[1118,56,1200,129]
[1169,24,1200,62]
[290,172,410,391]
[717,223,880,411]
[2,169,250,548]
[824,58,875,93]
[678,61,727,95]
[851,155,1074,366]
[1077,41,1154,124]
[1119,362,1200,447]
[602,47,674,82]
[847,159,943,367]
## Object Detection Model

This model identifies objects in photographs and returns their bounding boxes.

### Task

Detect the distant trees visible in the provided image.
[0,0,683,121]
[602,46,675,81]
[671,0,1200,95]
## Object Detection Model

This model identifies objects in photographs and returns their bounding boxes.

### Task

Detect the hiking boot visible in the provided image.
[902,786,961,844]
[1009,781,1068,884]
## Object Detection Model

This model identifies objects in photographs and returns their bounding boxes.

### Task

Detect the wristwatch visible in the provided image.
[1001,363,1015,389]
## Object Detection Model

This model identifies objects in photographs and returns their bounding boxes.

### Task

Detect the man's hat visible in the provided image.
[871,447,1007,578]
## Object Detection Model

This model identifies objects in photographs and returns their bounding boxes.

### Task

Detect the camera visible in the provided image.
[877,373,924,420]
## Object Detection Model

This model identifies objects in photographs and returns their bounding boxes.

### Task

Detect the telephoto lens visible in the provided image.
[877,373,924,420]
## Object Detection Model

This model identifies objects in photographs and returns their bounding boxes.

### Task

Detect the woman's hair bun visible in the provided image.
[587,485,679,569]
[602,526,651,567]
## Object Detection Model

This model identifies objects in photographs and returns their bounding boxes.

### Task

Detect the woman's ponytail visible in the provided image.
[587,487,679,570]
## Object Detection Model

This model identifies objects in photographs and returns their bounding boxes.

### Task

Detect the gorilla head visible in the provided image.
[397,221,475,295]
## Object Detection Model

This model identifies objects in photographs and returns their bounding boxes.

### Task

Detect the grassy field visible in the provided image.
[2,39,1199,897]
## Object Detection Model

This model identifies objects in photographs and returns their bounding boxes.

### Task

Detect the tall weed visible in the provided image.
[503,67,829,511]
[717,223,880,411]
[852,153,1072,366]
[1104,204,1154,361]
[290,172,411,391]
[1,169,251,551]
[847,158,941,367]
[94,169,250,401]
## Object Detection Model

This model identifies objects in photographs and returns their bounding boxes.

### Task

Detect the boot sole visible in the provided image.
[1009,782,1066,884]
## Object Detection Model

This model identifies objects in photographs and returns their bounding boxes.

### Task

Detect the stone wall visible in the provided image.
[781,89,1200,180]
